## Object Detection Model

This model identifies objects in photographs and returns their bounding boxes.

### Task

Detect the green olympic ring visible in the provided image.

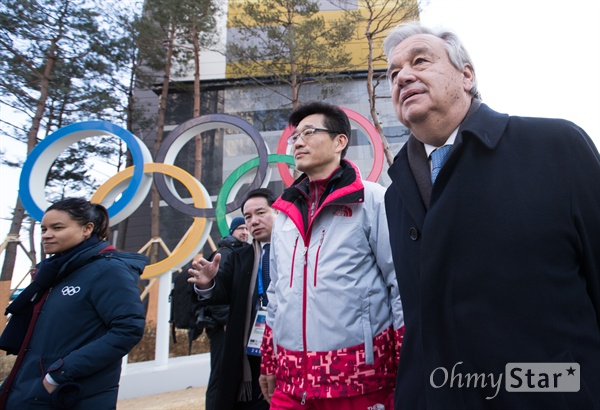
[215,153,295,236]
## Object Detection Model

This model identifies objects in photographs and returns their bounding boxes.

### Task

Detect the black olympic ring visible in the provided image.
[153,114,269,218]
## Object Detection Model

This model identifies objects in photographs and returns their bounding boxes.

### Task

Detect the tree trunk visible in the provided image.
[116,53,140,251]
[365,34,394,166]
[150,25,176,264]
[0,39,58,328]
[26,217,37,265]
[193,22,203,181]
[116,150,133,250]
[0,200,26,284]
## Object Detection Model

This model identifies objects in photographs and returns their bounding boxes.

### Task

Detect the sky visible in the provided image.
[1,0,599,285]
[418,0,600,142]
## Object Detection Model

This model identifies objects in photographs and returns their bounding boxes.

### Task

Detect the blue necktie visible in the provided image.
[430,145,452,183]
[261,243,271,304]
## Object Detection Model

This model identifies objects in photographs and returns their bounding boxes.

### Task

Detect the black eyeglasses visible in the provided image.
[287,128,340,145]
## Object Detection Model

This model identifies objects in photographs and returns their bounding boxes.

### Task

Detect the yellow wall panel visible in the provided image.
[226,0,418,78]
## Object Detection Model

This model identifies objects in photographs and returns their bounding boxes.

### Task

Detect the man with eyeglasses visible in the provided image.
[258,101,404,409]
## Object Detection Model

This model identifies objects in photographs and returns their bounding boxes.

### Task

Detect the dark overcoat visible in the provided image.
[385,102,600,409]
[203,242,265,410]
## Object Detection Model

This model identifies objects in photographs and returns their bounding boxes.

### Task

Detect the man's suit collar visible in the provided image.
[407,136,432,209]
[390,99,509,214]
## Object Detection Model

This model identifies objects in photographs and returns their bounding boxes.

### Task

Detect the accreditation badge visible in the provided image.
[246,309,267,356]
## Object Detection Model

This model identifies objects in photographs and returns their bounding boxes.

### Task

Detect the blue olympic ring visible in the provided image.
[19,121,152,223]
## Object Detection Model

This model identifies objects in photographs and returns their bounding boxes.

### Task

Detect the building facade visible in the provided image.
[124,0,415,262]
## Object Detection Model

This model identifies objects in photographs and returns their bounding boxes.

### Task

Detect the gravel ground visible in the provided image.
[117,386,206,410]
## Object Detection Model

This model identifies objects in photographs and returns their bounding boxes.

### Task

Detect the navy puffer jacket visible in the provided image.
[3,241,147,409]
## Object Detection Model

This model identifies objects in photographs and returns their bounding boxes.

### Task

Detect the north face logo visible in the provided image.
[333,206,352,217]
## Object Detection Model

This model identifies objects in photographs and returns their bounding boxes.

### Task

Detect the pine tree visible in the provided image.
[227,0,359,110]
[0,0,139,316]
[333,0,420,165]
[136,0,219,263]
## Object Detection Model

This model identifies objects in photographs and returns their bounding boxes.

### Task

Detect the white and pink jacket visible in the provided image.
[261,160,404,401]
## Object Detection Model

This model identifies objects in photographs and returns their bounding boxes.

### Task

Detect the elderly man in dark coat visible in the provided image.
[383,22,600,409]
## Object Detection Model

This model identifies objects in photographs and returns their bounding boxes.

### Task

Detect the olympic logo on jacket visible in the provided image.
[61,286,81,296]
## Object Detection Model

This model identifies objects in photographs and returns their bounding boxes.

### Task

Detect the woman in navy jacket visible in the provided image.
[0,198,147,409]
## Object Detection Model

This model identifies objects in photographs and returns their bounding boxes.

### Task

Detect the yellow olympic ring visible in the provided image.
[91,163,210,278]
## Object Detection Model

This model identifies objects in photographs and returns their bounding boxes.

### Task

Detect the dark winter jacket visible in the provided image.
[1,241,147,410]
[214,235,247,266]
[204,235,249,327]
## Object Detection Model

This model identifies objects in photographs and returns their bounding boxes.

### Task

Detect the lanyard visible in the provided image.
[257,262,265,295]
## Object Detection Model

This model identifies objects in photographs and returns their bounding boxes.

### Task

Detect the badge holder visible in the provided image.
[246,307,267,356]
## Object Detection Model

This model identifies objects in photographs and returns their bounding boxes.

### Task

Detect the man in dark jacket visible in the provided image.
[383,22,600,409]
[188,189,276,410]
[203,216,249,410]
[213,217,249,263]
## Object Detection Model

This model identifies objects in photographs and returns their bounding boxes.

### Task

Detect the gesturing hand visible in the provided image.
[187,253,221,289]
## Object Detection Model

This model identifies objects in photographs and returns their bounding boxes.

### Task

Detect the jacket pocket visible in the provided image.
[361,299,374,365]
[29,377,52,407]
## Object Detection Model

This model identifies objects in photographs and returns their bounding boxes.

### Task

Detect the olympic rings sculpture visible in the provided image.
[19,109,384,278]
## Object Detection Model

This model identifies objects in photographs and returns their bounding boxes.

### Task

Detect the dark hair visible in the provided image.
[241,188,276,214]
[46,198,110,240]
[288,101,351,159]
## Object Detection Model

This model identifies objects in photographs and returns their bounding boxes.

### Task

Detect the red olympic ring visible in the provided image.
[275,107,385,185]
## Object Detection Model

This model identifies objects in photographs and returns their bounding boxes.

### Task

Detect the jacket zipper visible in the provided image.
[310,181,319,218]
[299,229,323,402]
[301,232,310,403]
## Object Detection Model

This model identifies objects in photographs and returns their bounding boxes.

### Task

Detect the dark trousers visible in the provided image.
[205,325,225,410]
[232,353,269,410]
[208,330,268,410]
[233,398,270,410]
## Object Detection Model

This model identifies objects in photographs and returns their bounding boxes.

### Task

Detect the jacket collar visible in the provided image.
[274,159,364,236]
[275,159,364,210]
[456,100,509,151]
[388,100,509,222]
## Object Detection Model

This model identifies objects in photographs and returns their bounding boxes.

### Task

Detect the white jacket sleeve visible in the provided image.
[368,182,404,331]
